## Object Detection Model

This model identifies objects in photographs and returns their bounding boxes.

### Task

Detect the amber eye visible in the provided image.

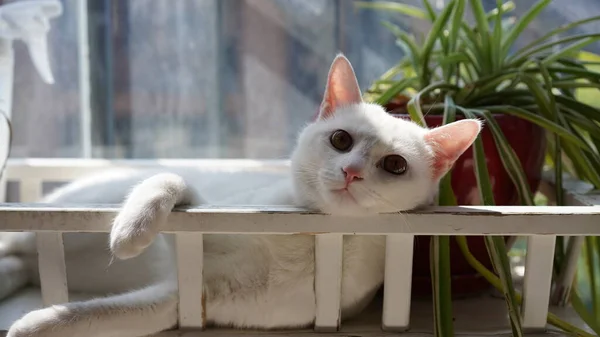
[381,155,408,175]
[330,130,353,152]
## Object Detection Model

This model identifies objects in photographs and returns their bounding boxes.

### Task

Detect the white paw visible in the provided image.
[8,306,69,337]
[110,196,170,260]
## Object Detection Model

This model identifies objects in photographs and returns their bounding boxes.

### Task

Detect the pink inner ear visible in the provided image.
[424,119,482,179]
[319,55,362,120]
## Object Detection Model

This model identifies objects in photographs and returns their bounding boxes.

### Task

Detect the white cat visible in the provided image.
[0,55,481,337]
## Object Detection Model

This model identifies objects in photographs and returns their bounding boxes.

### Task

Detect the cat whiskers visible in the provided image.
[417,94,441,126]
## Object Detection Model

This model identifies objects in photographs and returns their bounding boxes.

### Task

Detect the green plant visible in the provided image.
[356,0,600,336]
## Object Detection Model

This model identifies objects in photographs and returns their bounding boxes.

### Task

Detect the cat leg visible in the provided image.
[0,256,30,300]
[110,172,203,259]
[7,280,178,337]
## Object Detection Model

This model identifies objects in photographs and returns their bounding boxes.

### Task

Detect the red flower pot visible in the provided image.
[387,108,546,297]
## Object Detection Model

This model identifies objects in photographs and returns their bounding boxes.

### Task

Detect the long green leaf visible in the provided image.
[484,105,588,149]
[448,0,465,53]
[478,110,534,205]
[430,236,454,337]
[501,0,551,59]
[510,34,600,65]
[460,108,524,337]
[421,1,456,86]
[542,37,600,65]
[374,77,418,105]
[468,0,492,73]
[584,237,600,328]
[555,95,600,124]
[486,1,515,21]
[456,236,597,337]
[407,82,459,126]
[538,63,567,209]
[527,15,600,50]
[422,0,437,21]
[491,0,504,71]
[571,289,600,335]
[354,1,428,19]
[380,21,423,80]
[518,73,554,119]
[446,0,466,81]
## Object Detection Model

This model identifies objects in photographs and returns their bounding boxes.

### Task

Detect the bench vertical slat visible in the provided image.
[20,179,69,306]
[314,234,343,332]
[382,234,414,331]
[176,233,205,329]
[522,235,556,331]
[19,179,43,203]
[36,232,69,305]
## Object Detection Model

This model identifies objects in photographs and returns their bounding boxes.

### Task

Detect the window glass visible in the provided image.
[7,0,600,158]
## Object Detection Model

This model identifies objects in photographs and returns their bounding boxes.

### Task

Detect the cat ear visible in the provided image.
[318,54,363,120]
[424,119,482,179]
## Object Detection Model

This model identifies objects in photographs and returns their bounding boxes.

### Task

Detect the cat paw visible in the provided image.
[8,307,69,337]
[110,194,170,260]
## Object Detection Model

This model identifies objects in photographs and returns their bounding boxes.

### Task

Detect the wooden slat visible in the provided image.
[314,234,343,332]
[0,204,599,235]
[522,235,556,331]
[382,234,414,331]
[176,233,205,329]
[36,232,68,305]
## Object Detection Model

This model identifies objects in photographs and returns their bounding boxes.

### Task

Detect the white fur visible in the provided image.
[0,55,481,337]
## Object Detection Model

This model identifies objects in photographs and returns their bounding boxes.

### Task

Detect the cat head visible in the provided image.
[290,54,481,215]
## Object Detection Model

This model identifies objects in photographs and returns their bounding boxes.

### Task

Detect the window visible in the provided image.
[7,0,600,159]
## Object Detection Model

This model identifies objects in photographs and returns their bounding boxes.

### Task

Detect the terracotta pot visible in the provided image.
[386,107,546,297]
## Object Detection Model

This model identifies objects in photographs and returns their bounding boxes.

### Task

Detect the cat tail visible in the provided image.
[0,256,30,301]
[7,280,179,337]
[0,233,35,300]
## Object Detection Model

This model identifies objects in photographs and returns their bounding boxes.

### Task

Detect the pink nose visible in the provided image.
[342,166,363,186]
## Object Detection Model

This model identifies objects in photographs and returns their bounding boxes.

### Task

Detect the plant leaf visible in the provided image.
[456,236,597,337]
[407,82,459,126]
[542,37,600,65]
[477,110,534,205]
[511,34,600,65]
[501,0,552,59]
[374,77,418,105]
[380,21,423,80]
[491,0,504,71]
[484,105,589,150]
[571,289,600,335]
[468,0,492,72]
[354,1,428,20]
[431,236,454,337]
[422,0,437,21]
[420,1,456,86]
[528,15,600,50]
[460,108,524,337]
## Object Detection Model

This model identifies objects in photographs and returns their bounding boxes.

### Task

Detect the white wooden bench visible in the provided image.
[0,158,597,336]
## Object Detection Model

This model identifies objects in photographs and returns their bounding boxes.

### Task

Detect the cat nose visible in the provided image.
[342,166,363,185]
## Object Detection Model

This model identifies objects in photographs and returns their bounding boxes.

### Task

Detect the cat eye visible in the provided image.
[381,155,408,175]
[330,130,353,152]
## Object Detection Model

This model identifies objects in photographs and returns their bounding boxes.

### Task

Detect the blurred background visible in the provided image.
[5,0,600,159]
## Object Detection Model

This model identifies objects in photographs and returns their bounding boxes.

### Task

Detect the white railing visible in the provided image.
[2,158,599,333]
